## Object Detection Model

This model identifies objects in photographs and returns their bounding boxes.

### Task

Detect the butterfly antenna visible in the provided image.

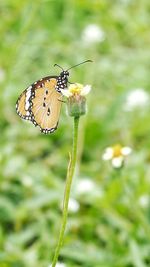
[67,59,93,71]
[54,63,64,71]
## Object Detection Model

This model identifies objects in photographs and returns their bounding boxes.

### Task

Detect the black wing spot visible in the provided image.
[46,90,48,95]
[43,102,46,107]
[47,107,50,116]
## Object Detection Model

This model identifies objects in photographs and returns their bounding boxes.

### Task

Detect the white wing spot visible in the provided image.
[25,87,32,111]
[26,110,30,116]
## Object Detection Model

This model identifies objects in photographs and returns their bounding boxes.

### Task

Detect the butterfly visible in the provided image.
[16,60,92,134]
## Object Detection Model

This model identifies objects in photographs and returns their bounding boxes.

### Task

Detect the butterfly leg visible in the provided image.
[57,98,66,103]
[68,81,74,84]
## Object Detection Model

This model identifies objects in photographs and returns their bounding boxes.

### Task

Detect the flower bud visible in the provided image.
[67,95,86,117]
[60,83,91,118]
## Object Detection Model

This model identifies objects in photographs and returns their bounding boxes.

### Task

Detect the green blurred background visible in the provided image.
[0,0,150,266]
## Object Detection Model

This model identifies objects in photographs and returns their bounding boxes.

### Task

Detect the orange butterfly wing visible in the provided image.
[31,78,63,134]
[16,77,63,134]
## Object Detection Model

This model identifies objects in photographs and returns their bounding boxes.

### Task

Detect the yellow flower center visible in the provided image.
[112,144,122,157]
[69,83,83,95]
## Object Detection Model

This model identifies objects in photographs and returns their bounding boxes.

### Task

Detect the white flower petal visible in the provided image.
[61,198,79,213]
[102,148,113,161]
[139,195,149,208]
[60,89,72,97]
[22,176,33,187]
[68,198,80,213]
[82,24,105,44]
[80,85,91,96]
[76,178,95,194]
[112,157,123,168]
[124,88,149,111]
[121,147,132,156]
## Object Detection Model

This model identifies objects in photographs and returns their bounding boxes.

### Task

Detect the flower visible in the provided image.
[82,24,105,44]
[102,144,132,168]
[139,195,149,208]
[61,83,91,117]
[22,175,33,187]
[61,83,91,98]
[48,262,66,267]
[68,198,80,213]
[124,88,149,111]
[61,198,80,213]
[76,178,95,194]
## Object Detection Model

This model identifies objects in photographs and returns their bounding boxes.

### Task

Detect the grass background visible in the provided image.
[0,0,150,266]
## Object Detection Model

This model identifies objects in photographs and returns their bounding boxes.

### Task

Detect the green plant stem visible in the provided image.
[52,116,80,267]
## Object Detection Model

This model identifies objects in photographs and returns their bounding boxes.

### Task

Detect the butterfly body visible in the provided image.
[16,71,69,134]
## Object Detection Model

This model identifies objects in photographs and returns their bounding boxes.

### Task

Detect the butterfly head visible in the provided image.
[54,60,92,92]
[59,70,69,86]
[60,70,69,79]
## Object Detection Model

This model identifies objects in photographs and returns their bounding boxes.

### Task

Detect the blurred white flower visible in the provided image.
[48,262,66,267]
[139,195,149,208]
[0,68,5,83]
[102,144,132,168]
[124,88,149,111]
[82,24,105,45]
[22,176,33,187]
[76,178,95,194]
[61,198,80,213]
[61,83,91,98]
[68,198,80,213]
